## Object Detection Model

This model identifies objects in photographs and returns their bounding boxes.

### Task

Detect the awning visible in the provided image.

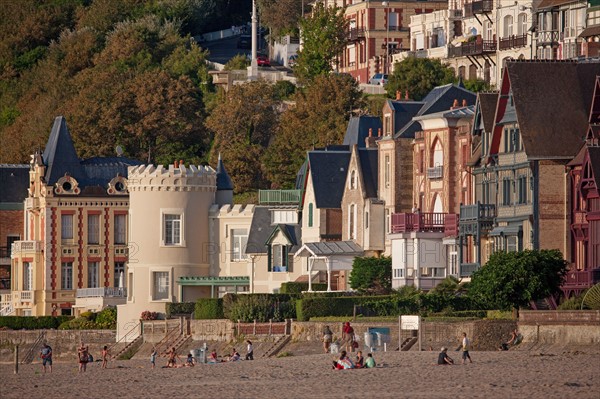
[489,226,522,236]
[294,241,364,258]
[579,26,600,38]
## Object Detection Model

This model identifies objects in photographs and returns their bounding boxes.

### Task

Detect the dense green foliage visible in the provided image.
[0,315,73,330]
[257,0,302,38]
[194,298,224,319]
[167,302,196,317]
[469,249,568,311]
[349,256,392,294]
[59,307,117,329]
[386,57,455,101]
[222,293,295,322]
[279,282,327,294]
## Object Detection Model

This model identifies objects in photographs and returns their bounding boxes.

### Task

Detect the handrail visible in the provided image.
[108,321,141,352]
[22,331,46,364]
[154,324,183,356]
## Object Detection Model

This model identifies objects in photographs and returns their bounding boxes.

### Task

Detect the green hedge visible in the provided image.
[296,295,423,321]
[194,298,224,320]
[167,302,196,318]
[223,294,295,322]
[0,316,73,330]
[279,282,327,294]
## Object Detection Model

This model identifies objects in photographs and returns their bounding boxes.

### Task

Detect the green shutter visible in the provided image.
[267,245,272,272]
[308,203,313,227]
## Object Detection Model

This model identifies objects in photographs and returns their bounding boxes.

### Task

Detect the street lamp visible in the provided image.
[382,2,390,74]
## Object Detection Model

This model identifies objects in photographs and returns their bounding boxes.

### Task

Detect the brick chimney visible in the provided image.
[396,90,401,100]
[369,128,373,137]
[174,160,179,168]
[462,99,467,107]
[405,90,409,100]
[378,128,382,137]
[451,99,459,109]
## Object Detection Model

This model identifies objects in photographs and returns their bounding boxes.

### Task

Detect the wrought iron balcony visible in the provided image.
[347,28,365,42]
[391,212,458,237]
[258,189,302,205]
[499,34,527,50]
[537,30,560,45]
[427,166,443,179]
[460,262,480,277]
[449,9,463,19]
[448,37,496,58]
[471,0,493,14]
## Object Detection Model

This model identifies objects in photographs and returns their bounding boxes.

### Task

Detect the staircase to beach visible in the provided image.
[21,331,46,364]
[398,336,418,351]
[260,335,291,358]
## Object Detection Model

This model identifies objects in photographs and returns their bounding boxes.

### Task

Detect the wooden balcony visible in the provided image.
[537,30,560,46]
[562,268,600,289]
[391,212,458,237]
[448,36,496,58]
[459,203,495,236]
[499,34,527,50]
[347,28,365,42]
[471,0,493,14]
[258,189,302,205]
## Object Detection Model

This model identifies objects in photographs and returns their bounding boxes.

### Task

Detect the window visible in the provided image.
[385,209,390,234]
[349,204,356,239]
[114,262,125,287]
[419,149,424,172]
[88,214,100,245]
[23,262,32,291]
[114,214,126,245]
[350,170,356,189]
[88,261,99,288]
[504,15,513,37]
[61,214,73,240]
[61,262,73,290]
[506,236,518,252]
[384,155,390,187]
[393,268,404,278]
[432,140,443,167]
[485,21,493,40]
[153,271,169,300]
[308,203,313,227]
[502,178,512,206]
[272,210,297,224]
[231,229,248,261]
[270,245,288,272]
[517,175,528,204]
[504,128,521,153]
[163,214,181,245]
[384,115,391,136]
[518,13,528,36]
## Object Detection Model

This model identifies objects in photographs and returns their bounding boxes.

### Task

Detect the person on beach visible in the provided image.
[150,347,158,369]
[342,322,355,352]
[461,332,473,364]
[227,348,240,362]
[167,347,180,368]
[40,343,52,373]
[185,353,196,367]
[78,343,89,372]
[365,353,376,368]
[209,350,218,363]
[322,325,333,353]
[500,328,523,351]
[438,347,454,365]
[245,340,254,360]
[101,345,110,369]
[355,351,364,368]
[332,350,354,370]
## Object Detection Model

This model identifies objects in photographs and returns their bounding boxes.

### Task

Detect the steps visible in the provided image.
[21,331,46,364]
[261,335,291,358]
[114,335,143,360]
[400,337,418,351]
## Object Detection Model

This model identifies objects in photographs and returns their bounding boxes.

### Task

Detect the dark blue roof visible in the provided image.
[343,116,382,148]
[357,148,378,199]
[308,150,351,209]
[245,207,302,254]
[215,154,234,191]
[388,100,424,136]
[0,165,29,204]
[395,84,476,139]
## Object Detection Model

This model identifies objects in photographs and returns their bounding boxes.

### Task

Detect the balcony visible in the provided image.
[449,9,463,19]
[76,287,127,298]
[562,268,600,289]
[472,0,493,14]
[11,240,43,254]
[391,212,459,237]
[537,30,560,46]
[14,290,34,304]
[460,263,480,278]
[258,189,302,205]
[427,166,443,179]
[448,36,496,58]
[499,34,527,50]
[347,28,365,42]
[0,246,10,259]
[459,203,495,236]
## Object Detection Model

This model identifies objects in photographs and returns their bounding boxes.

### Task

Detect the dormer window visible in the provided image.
[55,175,80,195]
[272,209,297,224]
[108,175,128,195]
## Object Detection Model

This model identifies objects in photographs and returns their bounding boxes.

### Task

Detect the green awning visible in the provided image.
[177,276,249,286]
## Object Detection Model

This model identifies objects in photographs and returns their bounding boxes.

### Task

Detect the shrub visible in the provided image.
[279,282,327,294]
[167,302,196,318]
[95,307,117,329]
[428,310,487,318]
[141,311,159,320]
[223,294,295,322]
[558,295,584,310]
[486,310,513,320]
[194,298,224,319]
[80,311,97,321]
[58,317,97,330]
[0,316,72,330]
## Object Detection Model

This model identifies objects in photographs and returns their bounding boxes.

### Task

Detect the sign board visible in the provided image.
[400,315,420,330]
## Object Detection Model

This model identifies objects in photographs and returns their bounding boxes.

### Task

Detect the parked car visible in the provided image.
[369,73,388,85]
[257,54,270,67]
[288,54,298,68]
[237,35,251,49]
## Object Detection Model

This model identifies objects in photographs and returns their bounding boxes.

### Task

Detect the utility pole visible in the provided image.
[248,0,258,80]
[382,2,390,74]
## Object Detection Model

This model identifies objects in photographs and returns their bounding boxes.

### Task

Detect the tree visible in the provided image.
[223,54,249,71]
[349,256,392,294]
[462,78,492,93]
[468,249,568,311]
[257,0,303,37]
[386,57,455,101]
[263,73,364,188]
[295,1,347,83]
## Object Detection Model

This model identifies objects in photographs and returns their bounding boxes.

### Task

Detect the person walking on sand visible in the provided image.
[101,345,110,369]
[245,340,254,360]
[342,322,355,352]
[150,347,158,369]
[78,343,89,372]
[40,343,52,373]
[322,325,333,353]
[437,347,454,365]
[461,332,473,364]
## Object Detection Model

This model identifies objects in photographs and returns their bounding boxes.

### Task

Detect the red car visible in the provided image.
[257,54,270,67]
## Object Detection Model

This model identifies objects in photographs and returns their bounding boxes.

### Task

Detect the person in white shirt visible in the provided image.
[245,340,254,360]
[461,332,473,364]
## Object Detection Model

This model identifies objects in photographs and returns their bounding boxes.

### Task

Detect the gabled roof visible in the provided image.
[387,100,424,136]
[0,165,29,204]
[505,61,600,159]
[357,148,378,199]
[43,116,85,185]
[308,150,351,209]
[215,153,233,191]
[245,206,302,254]
[343,116,382,148]
[294,241,364,257]
[587,147,600,185]
[478,92,499,134]
[395,84,476,138]
[80,157,141,187]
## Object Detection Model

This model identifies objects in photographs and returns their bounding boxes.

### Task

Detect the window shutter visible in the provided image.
[267,245,272,272]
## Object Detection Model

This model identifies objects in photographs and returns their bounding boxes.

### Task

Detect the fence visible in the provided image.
[236,320,290,336]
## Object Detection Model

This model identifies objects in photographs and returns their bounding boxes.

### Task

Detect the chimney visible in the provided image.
[179,160,184,167]
[405,90,409,100]
[451,99,459,109]
[365,128,381,148]
[174,160,179,168]
[396,90,401,100]
[378,128,382,137]
[462,99,467,107]
[369,128,373,137]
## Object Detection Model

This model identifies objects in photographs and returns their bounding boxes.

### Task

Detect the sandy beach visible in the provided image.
[1,348,598,399]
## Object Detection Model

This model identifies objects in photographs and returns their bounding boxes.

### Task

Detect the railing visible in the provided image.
[449,9,463,19]
[391,212,457,234]
[562,268,600,288]
[11,241,43,253]
[448,37,496,58]
[427,166,443,179]
[258,189,302,205]
[76,287,127,298]
[499,34,527,50]
[236,320,288,336]
[347,28,365,41]
[460,263,480,277]
[537,30,560,45]
[471,0,493,14]
[444,214,459,237]
[460,203,496,222]
[0,293,13,316]
[15,291,34,302]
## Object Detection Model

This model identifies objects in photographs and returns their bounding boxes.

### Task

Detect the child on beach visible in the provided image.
[355,351,364,368]
[322,325,333,353]
[365,353,376,368]
[150,347,158,369]
[101,345,110,369]
[209,350,218,363]
[167,347,180,368]
[332,350,354,370]
[185,353,196,367]
[245,340,254,360]
[227,348,240,362]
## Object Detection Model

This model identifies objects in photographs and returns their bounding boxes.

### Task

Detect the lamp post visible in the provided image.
[382,1,390,74]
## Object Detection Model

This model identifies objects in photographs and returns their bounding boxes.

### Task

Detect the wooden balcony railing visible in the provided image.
[471,0,493,14]
[391,212,458,236]
[258,189,302,205]
[562,268,600,288]
[460,203,495,222]
[448,37,496,58]
[499,34,527,50]
[537,30,560,45]
[347,28,365,42]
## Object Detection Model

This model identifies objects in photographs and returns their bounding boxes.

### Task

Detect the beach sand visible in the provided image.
[1,349,598,398]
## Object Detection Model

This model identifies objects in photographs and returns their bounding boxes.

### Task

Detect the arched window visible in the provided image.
[350,170,356,189]
[517,13,528,36]
[503,15,513,37]
[349,204,356,239]
[308,203,313,227]
[433,193,443,213]
[432,139,443,167]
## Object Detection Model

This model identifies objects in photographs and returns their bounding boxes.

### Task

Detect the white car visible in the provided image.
[369,73,388,85]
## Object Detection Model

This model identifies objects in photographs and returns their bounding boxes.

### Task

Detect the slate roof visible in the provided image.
[395,84,476,139]
[587,147,600,185]
[413,105,475,122]
[343,116,382,148]
[245,206,302,254]
[357,148,378,199]
[215,153,233,191]
[41,116,141,192]
[478,92,499,134]
[0,165,29,203]
[307,150,351,209]
[507,61,600,159]
[388,100,424,136]
[296,241,364,257]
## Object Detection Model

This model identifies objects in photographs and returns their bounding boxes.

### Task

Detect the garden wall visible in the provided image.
[518,310,600,347]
